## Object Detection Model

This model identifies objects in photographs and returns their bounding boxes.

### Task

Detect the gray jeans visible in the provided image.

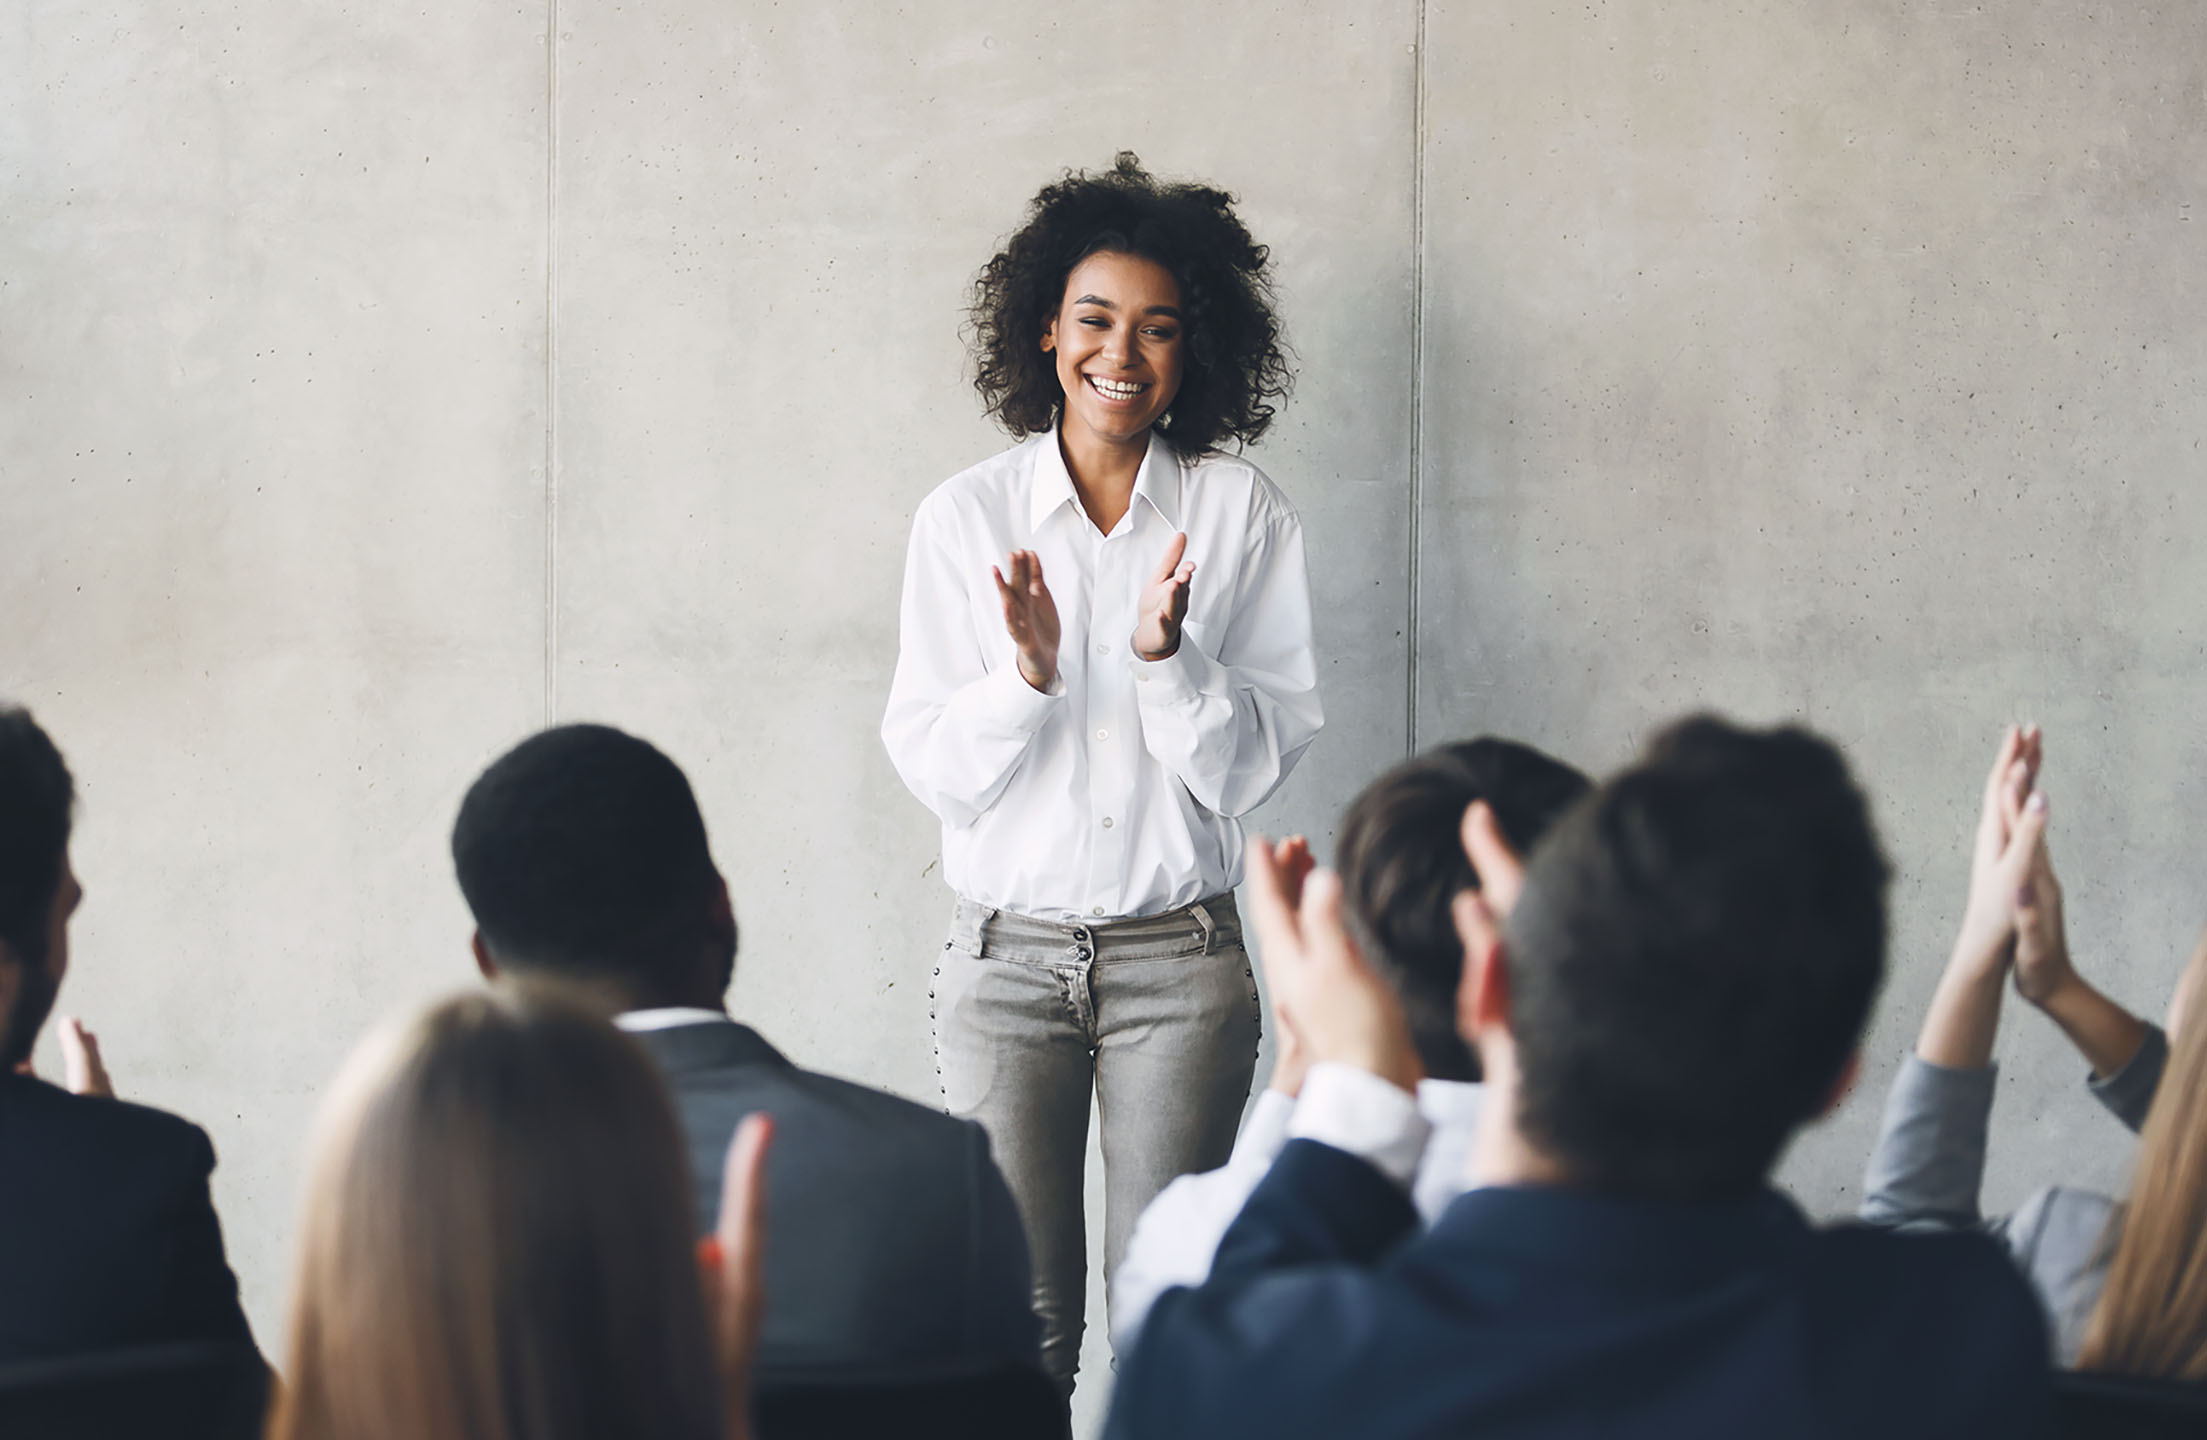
[930,894,1260,1390]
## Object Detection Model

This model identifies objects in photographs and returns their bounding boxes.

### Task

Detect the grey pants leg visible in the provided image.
[931,896,1259,1393]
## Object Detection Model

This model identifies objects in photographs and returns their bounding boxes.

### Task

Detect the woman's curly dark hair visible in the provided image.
[969,152,1293,454]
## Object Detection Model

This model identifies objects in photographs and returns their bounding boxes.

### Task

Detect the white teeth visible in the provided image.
[1089,376,1145,400]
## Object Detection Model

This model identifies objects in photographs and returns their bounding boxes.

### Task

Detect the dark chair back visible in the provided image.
[0,1341,268,1440]
[757,1363,1068,1440]
[2057,1369,2207,1439]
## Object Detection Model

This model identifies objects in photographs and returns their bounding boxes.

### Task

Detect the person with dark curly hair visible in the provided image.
[882,153,1324,1394]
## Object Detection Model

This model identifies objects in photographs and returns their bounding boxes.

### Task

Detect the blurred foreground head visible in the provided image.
[1335,736,1590,1082]
[270,984,725,1440]
[1503,715,1889,1200]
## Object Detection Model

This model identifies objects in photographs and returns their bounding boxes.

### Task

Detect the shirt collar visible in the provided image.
[1027,427,1182,533]
[1417,1078,1486,1126]
[614,1005,731,1033]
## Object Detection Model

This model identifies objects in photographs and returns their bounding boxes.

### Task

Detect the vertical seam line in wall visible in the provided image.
[1404,0,1428,757]
[542,0,560,726]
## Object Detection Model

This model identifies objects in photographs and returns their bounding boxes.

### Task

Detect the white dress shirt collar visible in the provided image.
[1028,427,1182,533]
[1416,1077,1486,1126]
[614,1005,730,1033]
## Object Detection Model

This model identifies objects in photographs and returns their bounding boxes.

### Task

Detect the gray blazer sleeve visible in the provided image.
[2087,1024,2167,1133]
[1861,1055,2000,1229]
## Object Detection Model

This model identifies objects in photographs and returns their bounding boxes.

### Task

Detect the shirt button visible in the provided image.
[1095,642,1110,655]
[1096,728,1109,741]
[1091,907,1105,917]
[1101,816,1114,829]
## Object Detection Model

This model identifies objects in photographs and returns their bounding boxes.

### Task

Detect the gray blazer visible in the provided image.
[1860,1025,2167,1363]
[630,1018,1043,1385]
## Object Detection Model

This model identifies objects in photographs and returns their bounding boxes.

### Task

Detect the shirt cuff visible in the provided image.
[1288,1062,1431,1189]
[1129,629,1222,704]
[2089,1023,2168,1134]
[1230,1088,1296,1167]
[979,658,1064,730]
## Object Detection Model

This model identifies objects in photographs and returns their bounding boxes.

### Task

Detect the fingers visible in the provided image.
[1461,801,1527,914]
[1995,791,2050,896]
[1150,531,1188,584]
[1999,726,2042,834]
[60,1018,111,1098]
[715,1112,773,1331]
[1244,837,1304,971]
[1166,563,1194,624]
[717,1112,773,1255]
[1980,725,2022,815]
[1976,725,2023,849]
[1277,835,1316,911]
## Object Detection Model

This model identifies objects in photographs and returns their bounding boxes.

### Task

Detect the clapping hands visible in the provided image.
[993,550,1062,693]
[1247,835,1422,1095]
[1950,724,2049,986]
[1132,532,1194,662]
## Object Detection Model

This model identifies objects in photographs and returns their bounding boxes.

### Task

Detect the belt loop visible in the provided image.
[977,906,998,958]
[1190,899,1216,956]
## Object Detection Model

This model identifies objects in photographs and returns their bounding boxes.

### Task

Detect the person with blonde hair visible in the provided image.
[267,985,771,1440]
[1862,725,2207,1375]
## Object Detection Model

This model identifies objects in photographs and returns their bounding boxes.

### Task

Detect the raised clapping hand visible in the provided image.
[1131,532,1195,662]
[13,1016,114,1098]
[1246,834,1422,1095]
[1261,836,1316,1099]
[992,550,1062,693]
[1916,726,2055,1070]
[60,1017,111,1098]
[707,1113,774,1440]
[1950,724,2045,984]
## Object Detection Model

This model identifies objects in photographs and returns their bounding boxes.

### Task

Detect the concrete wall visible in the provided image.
[1418,0,2207,1214]
[5,0,2205,1428]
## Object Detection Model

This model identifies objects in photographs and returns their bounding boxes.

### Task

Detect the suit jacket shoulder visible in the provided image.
[630,1021,1040,1382]
[0,1076,255,1361]
[1803,1221,2052,1428]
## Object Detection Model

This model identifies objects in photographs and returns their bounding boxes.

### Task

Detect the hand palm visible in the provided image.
[993,550,1060,690]
[1133,532,1194,661]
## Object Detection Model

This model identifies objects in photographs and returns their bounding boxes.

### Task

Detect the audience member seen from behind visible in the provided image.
[269,985,770,1440]
[0,705,258,1364]
[1864,725,2207,1377]
[451,725,1043,1387]
[1107,716,2053,1440]
[1111,737,1589,1347]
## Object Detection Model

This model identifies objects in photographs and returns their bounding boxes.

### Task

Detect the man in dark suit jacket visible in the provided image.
[1108,716,2053,1440]
[0,707,257,1364]
[452,723,1044,1385]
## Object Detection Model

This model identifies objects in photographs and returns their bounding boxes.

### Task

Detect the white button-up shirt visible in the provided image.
[1109,1068,1486,1349]
[882,429,1324,921]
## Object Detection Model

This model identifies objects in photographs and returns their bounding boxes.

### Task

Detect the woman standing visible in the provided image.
[883,153,1321,1392]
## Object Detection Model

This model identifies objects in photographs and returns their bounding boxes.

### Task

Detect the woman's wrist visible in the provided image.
[2032,971,2149,1079]
[1917,962,2008,1070]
